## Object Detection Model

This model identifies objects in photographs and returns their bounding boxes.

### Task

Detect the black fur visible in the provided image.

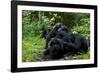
[42,23,89,60]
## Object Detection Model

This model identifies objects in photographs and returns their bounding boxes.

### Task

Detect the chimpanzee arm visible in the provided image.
[64,35,81,50]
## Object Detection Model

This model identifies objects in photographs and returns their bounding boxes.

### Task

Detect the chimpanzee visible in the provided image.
[42,38,66,60]
[44,22,62,49]
[42,23,89,60]
[58,26,88,53]
[46,22,62,40]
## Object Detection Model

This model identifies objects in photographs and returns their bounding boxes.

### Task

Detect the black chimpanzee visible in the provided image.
[63,34,88,55]
[44,22,62,49]
[42,23,89,60]
[57,26,88,54]
[42,38,66,60]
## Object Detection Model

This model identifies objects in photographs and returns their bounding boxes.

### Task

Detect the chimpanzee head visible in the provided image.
[58,26,69,32]
[43,38,65,60]
[53,22,62,31]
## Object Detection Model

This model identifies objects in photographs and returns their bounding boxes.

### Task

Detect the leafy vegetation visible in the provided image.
[22,10,90,62]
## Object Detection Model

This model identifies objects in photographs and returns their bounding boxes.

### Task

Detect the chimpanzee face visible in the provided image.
[49,44,61,56]
[48,38,63,50]
[45,38,65,60]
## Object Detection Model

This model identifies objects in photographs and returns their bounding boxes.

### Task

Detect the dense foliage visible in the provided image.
[22,10,90,62]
